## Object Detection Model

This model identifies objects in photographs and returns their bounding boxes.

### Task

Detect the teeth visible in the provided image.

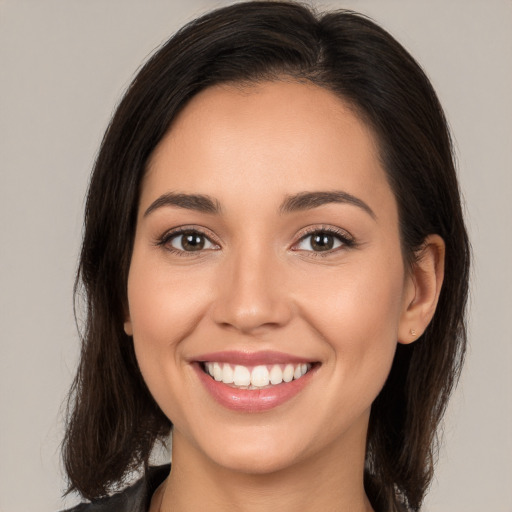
[222,363,234,384]
[233,365,251,386]
[283,364,294,382]
[204,362,312,388]
[269,365,283,385]
[213,362,223,381]
[251,365,270,387]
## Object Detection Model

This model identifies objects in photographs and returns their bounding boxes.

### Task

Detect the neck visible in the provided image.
[156,426,374,512]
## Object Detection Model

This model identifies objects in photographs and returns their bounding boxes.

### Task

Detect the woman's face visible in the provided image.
[125,81,416,474]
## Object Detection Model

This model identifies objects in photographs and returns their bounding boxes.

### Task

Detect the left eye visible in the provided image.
[295,231,345,252]
[168,231,217,252]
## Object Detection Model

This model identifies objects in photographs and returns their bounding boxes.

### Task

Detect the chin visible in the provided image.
[186,422,311,476]
[209,445,303,476]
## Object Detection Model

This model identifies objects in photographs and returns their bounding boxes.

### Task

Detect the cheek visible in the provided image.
[126,256,213,426]
[125,251,213,400]
[297,255,405,396]
[301,255,404,336]
[127,253,211,346]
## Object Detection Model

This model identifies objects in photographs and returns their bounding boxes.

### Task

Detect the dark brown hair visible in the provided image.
[63,2,470,511]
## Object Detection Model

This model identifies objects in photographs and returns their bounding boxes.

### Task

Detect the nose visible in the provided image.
[211,244,293,335]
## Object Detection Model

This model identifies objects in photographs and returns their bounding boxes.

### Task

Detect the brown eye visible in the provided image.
[310,233,335,251]
[295,229,350,253]
[169,231,215,252]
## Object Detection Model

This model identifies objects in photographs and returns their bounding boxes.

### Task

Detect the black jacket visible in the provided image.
[61,465,170,512]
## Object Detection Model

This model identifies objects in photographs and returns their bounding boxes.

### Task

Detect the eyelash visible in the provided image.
[156,225,355,258]
[293,225,356,257]
[156,226,219,257]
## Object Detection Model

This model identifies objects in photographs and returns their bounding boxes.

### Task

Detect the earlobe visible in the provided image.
[398,234,445,344]
[123,298,133,336]
[124,318,133,336]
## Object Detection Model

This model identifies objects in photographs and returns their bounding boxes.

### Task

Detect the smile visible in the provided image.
[193,351,319,412]
[202,362,312,389]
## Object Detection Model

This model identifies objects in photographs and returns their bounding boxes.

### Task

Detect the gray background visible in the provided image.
[1,1,511,511]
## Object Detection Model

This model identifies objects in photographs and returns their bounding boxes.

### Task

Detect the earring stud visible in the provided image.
[410,329,417,336]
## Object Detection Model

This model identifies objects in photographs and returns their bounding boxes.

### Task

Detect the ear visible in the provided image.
[124,319,133,336]
[398,234,445,344]
[123,303,133,336]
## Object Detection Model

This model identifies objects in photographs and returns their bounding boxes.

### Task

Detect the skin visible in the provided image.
[124,81,444,512]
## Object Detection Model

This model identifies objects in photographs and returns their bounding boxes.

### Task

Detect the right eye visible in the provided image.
[169,231,217,252]
[160,229,219,255]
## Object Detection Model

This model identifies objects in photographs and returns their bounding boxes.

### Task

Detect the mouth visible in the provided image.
[192,351,319,412]
[201,361,313,389]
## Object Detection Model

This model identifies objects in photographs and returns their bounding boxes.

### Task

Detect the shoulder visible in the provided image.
[60,465,170,512]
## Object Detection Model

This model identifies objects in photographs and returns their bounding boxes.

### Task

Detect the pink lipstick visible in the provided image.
[192,351,319,412]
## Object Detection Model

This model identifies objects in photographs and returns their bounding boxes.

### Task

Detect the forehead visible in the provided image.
[143,80,395,220]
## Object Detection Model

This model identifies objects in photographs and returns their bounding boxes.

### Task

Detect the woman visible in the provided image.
[62,2,470,511]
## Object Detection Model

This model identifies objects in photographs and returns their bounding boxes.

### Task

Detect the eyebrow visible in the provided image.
[279,191,376,219]
[144,192,221,217]
[144,190,375,219]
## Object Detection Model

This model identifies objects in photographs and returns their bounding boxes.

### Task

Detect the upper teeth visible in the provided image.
[204,362,311,388]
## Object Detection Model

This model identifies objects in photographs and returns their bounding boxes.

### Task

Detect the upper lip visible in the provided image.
[191,350,316,365]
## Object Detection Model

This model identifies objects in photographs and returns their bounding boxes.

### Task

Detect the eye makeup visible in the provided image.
[154,223,357,258]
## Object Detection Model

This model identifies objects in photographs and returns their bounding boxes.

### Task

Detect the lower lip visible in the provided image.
[193,363,317,412]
